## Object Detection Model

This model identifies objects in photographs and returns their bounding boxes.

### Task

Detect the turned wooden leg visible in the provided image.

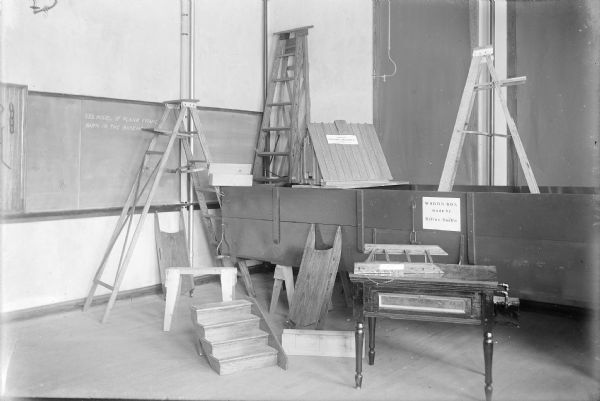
[483,331,493,401]
[368,316,376,365]
[355,321,364,389]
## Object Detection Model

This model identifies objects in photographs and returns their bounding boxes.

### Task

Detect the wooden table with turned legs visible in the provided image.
[350,264,498,401]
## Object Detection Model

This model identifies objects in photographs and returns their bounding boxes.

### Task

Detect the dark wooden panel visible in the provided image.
[25,95,80,212]
[363,189,468,230]
[192,109,260,164]
[472,192,593,242]
[278,187,357,225]
[474,236,592,307]
[79,98,179,208]
[221,186,273,220]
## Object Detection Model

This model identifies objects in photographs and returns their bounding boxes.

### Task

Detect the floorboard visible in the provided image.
[1,270,599,401]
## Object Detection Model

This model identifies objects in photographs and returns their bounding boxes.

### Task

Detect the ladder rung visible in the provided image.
[96,280,114,291]
[273,77,294,82]
[474,76,526,90]
[141,128,170,136]
[267,102,292,107]
[277,52,295,58]
[180,166,207,173]
[257,151,289,157]
[461,130,511,138]
[146,150,165,155]
[254,176,288,183]
[262,126,291,131]
[201,213,222,219]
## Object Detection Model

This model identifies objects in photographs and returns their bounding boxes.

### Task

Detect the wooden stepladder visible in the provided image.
[83,99,225,323]
[438,46,539,193]
[252,26,312,185]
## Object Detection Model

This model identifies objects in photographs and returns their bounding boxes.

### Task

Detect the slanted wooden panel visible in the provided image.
[307,121,394,185]
[154,213,194,295]
[288,225,342,328]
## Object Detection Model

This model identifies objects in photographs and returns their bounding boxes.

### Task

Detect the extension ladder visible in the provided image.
[438,45,539,193]
[252,26,312,185]
[83,99,227,323]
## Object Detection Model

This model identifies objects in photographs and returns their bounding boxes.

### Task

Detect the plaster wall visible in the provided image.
[0,0,374,312]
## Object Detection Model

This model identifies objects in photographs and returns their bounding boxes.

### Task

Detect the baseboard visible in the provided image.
[1,274,220,323]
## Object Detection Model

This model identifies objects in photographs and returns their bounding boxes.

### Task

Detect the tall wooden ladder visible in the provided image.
[83,99,225,323]
[252,26,312,185]
[438,45,539,193]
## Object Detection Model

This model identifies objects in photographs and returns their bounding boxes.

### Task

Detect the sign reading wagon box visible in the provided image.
[422,197,461,232]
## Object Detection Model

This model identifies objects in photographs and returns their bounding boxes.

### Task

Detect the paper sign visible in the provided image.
[422,197,461,232]
[326,134,358,145]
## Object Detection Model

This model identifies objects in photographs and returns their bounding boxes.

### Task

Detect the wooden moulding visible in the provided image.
[282,329,364,358]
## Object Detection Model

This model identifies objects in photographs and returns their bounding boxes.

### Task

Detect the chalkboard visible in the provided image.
[23,92,260,213]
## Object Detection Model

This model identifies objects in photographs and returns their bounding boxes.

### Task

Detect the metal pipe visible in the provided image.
[488,0,495,185]
[263,0,268,104]
[187,0,195,265]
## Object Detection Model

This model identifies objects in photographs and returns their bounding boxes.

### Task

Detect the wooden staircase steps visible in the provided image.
[192,299,287,375]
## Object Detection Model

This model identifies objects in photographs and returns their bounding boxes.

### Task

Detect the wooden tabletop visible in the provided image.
[350,263,498,289]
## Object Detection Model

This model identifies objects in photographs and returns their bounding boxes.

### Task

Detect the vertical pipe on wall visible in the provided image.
[263,0,268,104]
[187,0,195,265]
[488,0,495,185]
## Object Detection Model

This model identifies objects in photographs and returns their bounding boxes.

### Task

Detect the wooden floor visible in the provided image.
[2,269,599,401]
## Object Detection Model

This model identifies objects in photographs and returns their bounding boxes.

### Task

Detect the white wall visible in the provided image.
[269,0,373,123]
[0,0,373,313]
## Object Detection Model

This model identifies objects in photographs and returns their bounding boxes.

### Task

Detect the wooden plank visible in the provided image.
[154,212,194,295]
[357,123,393,180]
[323,122,348,182]
[282,329,364,358]
[209,163,251,175]
[288,225,342,328]
[363,243,448,256]
[208,173,252,187]
[348,123,376,180]
[307,123,334,180]
[354,262,445,275]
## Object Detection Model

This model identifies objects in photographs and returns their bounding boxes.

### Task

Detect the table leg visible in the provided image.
[483,331,493,401]
[355,321,364,389]
[368,316,376,365]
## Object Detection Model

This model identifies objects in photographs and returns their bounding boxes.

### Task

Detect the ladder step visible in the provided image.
[474,76,526,90]
[461,130,511,138]
[262,127,291,132]
[277,52,295,58]
[254,176,288,183]
[256,151,289,157]
[96,280,114,291]
[202,213,222,219]
[146,150,165,155]
[267,102,292,107]
[141,127,170,136]
[273,77,294,82]
[195,187,218,193]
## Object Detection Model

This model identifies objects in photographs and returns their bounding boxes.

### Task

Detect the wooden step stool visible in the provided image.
[164,267,237,331]
[270,265,295,314]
